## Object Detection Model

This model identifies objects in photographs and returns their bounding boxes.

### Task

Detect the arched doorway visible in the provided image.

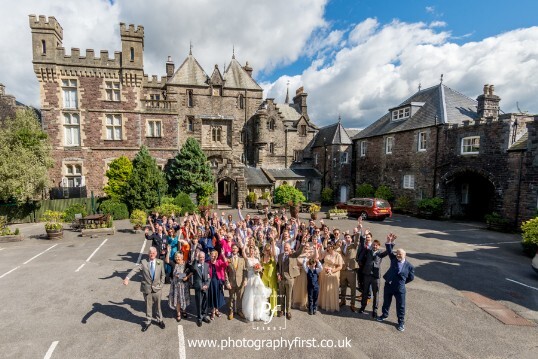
[217,177,237,206]
[442,169,496,220]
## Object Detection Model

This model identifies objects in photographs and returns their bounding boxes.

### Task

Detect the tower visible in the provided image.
[29,15,63,63]
[120,23,144,70]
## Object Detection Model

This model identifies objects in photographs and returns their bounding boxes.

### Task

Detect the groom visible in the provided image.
[277,239,305,319]
[186,251,211,327]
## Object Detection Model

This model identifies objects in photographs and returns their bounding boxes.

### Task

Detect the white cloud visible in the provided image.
[265,20,538,128]
[429,21,447,28]
[425,6,435,13]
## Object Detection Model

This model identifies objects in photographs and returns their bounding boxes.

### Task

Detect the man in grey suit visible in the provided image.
[339,232,360,311]
[225,244,247,320]
[123,246,166,332]
[277,240,304,319]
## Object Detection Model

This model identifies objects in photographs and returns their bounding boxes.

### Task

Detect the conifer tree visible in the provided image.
[104,156,133,201]
[124,146,167,211]
[166,138,214,199]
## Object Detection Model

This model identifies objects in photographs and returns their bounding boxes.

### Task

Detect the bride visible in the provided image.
[240,239,273,322]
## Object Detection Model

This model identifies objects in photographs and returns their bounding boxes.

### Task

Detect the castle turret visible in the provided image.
[120,23,144,70]
[29,15,63,63]
[477,84,500,119]
[166,56,174,80]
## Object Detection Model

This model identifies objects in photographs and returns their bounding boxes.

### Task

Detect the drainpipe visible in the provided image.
[514,150,524,226]
[285,128,288,167]
[432,116,440,198]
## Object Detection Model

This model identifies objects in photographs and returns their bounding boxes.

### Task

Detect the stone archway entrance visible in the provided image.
[442,169,496,220]
[217,177,237,206]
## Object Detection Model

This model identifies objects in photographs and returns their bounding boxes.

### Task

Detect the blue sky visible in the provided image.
[1,0,538,128]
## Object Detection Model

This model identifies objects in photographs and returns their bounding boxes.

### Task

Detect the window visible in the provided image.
[268,119,275,131]
[341,151,348,164]
[299,125,307,136]
[62,79,78,109]
[360,141,367,157]
[461,136,480,154]
[392,107,410,121]
[294,150,303,162]
[147,120,162,137]
[41,40,46,54]
[385,137,394,154]
[212,87,221,96]
[149,94,160,101]
[212,126,222,142]
[238,94,245,109]
[63,113,80,146]
[240,130,244,143]
[130,47,134,61]
[314,153,318,165]
[105,81,120,101]
[65,164,83,187]
[187,90,194,107]
[187,116,194,132]
[105,114,122,140]
[418,132,427,151]
[403,175,415,189]
[461,183,469,204]
[269,143,275,154]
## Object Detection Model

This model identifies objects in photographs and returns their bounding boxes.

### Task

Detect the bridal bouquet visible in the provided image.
[253,263,262,273]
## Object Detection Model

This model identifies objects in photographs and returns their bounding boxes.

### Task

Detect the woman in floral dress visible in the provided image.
[166,251,190,321]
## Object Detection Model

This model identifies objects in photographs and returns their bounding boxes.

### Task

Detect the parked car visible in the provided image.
[336,197,392,220]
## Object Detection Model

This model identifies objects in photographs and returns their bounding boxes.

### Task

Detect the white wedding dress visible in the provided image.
[242,257,273,322]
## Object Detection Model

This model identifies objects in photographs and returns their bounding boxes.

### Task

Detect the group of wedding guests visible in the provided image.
[127,204,413,331]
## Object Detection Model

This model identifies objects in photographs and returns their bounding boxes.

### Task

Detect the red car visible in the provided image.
[336,197,392,220]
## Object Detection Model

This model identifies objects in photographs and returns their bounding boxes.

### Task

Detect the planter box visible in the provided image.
[81,227,115,237]
[326,213,346,220]
[46,228,63,240]
[0,235,24,243]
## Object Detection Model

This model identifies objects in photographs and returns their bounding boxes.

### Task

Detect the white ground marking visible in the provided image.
[136,237,147,264]
[506,278,538,291]
[178,325,186,359]
[44,341,59,359]
[0,266,20,279]
[23,244,58,264]
[75,238,108,272]
[0,248,5,251]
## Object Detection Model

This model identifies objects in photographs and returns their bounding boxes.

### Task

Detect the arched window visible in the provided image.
[238,94,245,109]
[130,47,134,61]
[187,90,194,107]
[212,126,222,142]
[268,118,275,131]
[41,40,46,55]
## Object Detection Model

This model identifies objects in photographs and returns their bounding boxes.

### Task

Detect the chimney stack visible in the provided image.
[476,84,500,119]
[166,56,174,79]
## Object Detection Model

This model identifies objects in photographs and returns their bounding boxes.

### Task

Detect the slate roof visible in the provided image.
[244,167,272,186]
[223,58,262,90]
[355,84,477,139]
[264,168,304,180]
[291,168,322,178]
[508,132,528,151]
[275,103,301,122]
[312,121,353,147]
[168,54,209,87]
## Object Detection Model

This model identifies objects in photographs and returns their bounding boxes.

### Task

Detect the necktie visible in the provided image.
[150,260,155,280]
[234,256,238,270]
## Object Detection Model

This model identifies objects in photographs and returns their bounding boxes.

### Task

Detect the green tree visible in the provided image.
[104,156,133,201]
[273,184,305,205]
[374,184,394,201]
[123,146,167,212]
[165,138,214,199]
[356,183,375,198]
[0,109,53,203]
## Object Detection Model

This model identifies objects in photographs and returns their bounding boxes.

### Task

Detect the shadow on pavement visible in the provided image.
[81,300,144,326]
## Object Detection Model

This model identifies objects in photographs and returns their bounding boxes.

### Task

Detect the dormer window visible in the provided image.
[392,107,410,121]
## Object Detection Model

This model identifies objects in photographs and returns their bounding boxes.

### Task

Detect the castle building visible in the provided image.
[29,15,322,206]
[353,83,538,224]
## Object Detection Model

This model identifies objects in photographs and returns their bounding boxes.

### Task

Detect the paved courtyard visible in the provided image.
[0,211,537,359]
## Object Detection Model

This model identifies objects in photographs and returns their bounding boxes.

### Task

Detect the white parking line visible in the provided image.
[44,341,59,359]
[75,238,108,272]
[0,248,5,251]
[506,278,538,291]
[178,325,186,359]
[136,238,147,264]
[0,266,20,279]
[23,244,58,264]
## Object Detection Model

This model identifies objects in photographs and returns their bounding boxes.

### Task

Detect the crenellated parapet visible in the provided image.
[29,15,63,40]
[120,23,144,41]
[143,74,168,88]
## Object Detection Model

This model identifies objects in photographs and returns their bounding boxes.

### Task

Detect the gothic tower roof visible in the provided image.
[223,57,262,90]
[168,53,209,87]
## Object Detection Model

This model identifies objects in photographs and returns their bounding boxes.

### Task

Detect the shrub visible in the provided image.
[130,209,147,228]
[63,203,88,222]
[328,208,347,214]
[99,200,129,220]
[41,210,64,230]
[321,188,334,205]
[356,183,375,198]
[309,203,321,213]
[417,197,444,217]
[153,203,182,218]
[274,184,306,205]
[521,217,538,256]
[246,192,257,204]
[160,196,176,205]
[14,228,20,235]
[394,195,413,213]
[174,192,197,215]
[374,185,394,201]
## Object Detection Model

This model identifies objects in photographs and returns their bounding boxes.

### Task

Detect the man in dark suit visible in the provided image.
[355,228,373,298]
[376,233,415,332]
[186,251,211,327]
[123,246,166,332]
[358,237,390,317]
[145,225,168,261]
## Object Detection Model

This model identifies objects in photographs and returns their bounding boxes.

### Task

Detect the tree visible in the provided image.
[104,156,133,201]
[273,184,306,205]
[123,146,167,212]
[356,183,375,198]
[0,108,53,203]
[165,138,214,199]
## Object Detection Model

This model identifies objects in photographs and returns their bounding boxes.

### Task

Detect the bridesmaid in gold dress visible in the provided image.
[292,241,313,310]
[261,240,278,312]
[318,243,343,312]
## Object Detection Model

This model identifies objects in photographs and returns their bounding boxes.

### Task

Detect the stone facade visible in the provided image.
[29,15,322,206]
